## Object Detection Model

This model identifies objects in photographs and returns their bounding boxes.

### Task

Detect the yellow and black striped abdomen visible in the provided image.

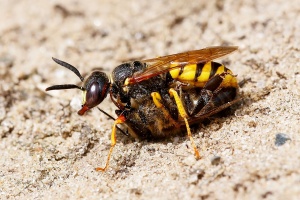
[169,61,238,88]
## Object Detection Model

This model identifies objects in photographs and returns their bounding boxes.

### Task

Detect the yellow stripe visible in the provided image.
[221,74,238,88]
[215,65,225,75]
[169,68,180,78]
[169,62,238,89]
[169,64,198,81]
[178,64,197,81]
[197,62,211,83]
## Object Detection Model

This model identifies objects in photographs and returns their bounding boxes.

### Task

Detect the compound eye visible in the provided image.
[85,81,102,108]
[78,71,110,115]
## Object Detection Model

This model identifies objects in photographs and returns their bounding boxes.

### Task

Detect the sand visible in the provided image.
[0,0,300,199]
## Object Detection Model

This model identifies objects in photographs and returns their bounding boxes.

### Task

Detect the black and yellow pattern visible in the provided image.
[46,46,239,171]
[169,61,238,88]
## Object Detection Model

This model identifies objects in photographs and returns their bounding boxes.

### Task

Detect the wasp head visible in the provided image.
[46,58,110,116]
[79,71,110,115]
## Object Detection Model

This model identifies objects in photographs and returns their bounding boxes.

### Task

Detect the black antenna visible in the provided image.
[52,57,84,82]
[97,108,129,136]
[46,84,84,91]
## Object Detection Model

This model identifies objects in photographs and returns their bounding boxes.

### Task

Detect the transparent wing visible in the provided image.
[127,46,238,84]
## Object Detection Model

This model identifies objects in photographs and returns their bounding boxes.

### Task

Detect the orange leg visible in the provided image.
[169,88,200,159]
[95,114,126,171]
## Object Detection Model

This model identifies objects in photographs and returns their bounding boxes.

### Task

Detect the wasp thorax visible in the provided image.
[78,71,110,115]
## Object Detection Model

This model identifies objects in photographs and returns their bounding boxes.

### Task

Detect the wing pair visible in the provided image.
[126,46,238,84]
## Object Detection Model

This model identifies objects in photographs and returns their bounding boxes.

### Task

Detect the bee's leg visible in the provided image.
[151,92,180,128]
[169,88,201,159]
[95,114,126,171]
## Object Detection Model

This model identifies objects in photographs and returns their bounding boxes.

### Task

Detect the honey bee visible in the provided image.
[46,46,239,171]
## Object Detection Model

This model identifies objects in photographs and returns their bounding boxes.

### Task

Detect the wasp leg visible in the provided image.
[95,114,126,171]
[151,92,180,128]
[169,88,200,159]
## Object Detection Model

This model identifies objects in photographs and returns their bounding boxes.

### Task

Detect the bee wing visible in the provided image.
[128,46,238,84]
[185,98,242,124]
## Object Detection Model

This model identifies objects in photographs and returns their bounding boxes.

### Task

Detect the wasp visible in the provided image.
[46,46,240,171]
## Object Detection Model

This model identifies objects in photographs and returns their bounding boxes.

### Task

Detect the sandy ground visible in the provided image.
[1,0,300,199]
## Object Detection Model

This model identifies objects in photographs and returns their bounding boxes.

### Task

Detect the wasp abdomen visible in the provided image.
[169,61,238,88]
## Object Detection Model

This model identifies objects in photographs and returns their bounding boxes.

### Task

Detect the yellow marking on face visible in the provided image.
[82,90,87,104]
